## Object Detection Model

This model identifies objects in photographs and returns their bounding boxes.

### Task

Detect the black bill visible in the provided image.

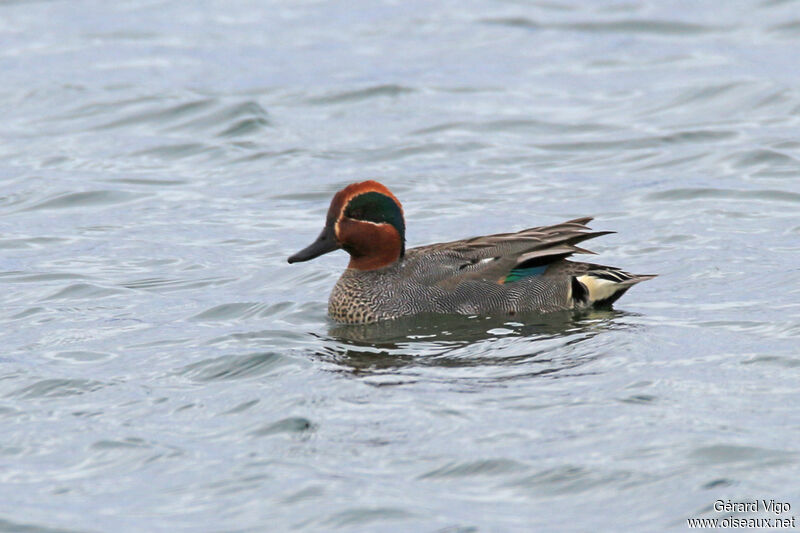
[287,225,340,263]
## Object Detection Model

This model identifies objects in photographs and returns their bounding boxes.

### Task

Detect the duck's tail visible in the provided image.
[572,267,657,308]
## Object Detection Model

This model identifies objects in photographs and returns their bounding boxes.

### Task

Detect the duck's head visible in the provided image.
[287,180,405,271]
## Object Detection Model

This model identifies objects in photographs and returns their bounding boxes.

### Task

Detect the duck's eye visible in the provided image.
[344,192,403,230]
[345,203,380,222]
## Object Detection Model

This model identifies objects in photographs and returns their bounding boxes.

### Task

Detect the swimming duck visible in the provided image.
[288,181,655,324]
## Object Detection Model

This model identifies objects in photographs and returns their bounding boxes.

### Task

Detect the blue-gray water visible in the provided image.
[2,1,800,531]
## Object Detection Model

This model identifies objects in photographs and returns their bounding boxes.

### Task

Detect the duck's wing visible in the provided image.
[408,217,614,287]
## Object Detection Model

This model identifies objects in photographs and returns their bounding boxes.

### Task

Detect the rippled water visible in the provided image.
[2,0,800,531]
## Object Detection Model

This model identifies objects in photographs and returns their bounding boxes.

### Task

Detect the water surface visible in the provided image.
[2,0,800,531]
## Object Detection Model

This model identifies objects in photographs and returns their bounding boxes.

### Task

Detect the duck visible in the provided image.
[288,180,655,324]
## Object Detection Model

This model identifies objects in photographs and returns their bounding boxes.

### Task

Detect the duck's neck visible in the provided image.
[338,218,403,271]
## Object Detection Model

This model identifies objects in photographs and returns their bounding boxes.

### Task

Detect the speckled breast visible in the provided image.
[327,269,403,324]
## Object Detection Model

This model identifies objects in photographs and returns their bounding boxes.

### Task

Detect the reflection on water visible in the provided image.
[322,309,634,374]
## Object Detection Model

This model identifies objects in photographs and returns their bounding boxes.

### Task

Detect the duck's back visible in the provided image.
[328,218,655,324]
[329,219,584,323]
[329,250,578,323]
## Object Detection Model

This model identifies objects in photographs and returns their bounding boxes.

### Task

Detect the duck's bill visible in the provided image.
[287,226,340,263]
